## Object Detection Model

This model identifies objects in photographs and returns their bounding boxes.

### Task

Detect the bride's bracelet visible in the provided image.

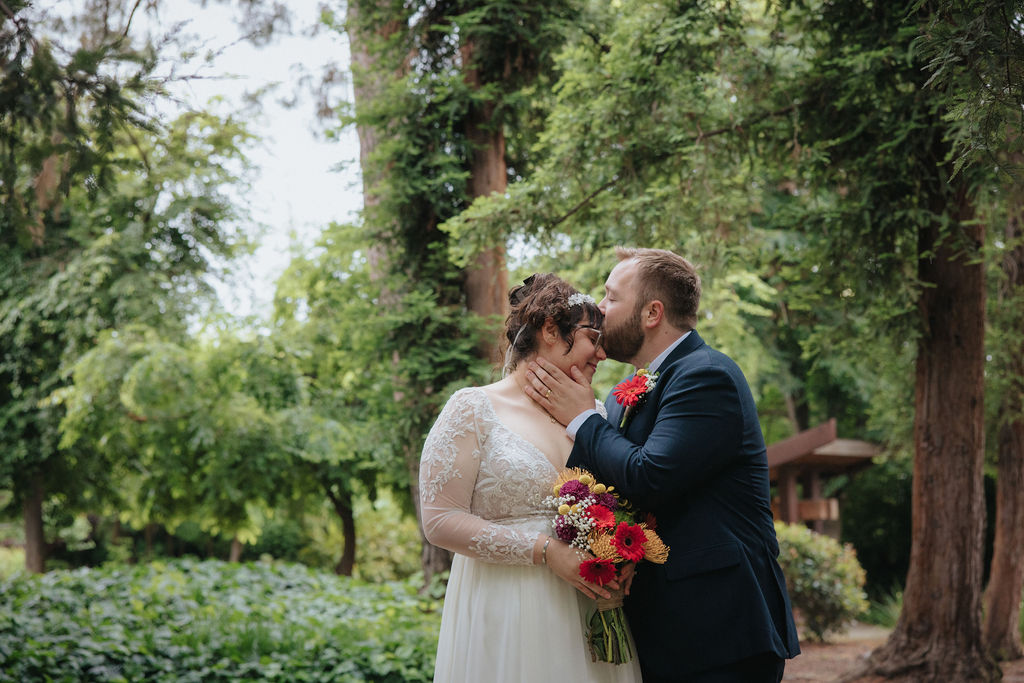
[541,536,551,565]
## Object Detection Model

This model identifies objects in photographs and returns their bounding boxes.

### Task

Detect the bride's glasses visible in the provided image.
[574,325,604,351]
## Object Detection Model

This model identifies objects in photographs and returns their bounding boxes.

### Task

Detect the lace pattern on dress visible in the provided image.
[420,389,479,504]
[419,387,561,566]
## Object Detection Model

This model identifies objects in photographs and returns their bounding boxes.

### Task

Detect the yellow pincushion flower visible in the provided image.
[640,525,669,564]
[579,473,594,486]
[589,532,623,562]
[592,483,607,494]
[558,504,571,516]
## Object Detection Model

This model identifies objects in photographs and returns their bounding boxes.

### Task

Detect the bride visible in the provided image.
[419,273,641,683]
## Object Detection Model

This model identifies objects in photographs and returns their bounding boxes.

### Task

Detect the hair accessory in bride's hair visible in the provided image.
[509,274,537,306]
[502,325,527,377]
[568,292,595,308]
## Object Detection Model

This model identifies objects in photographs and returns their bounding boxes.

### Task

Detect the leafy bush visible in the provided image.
[0,547,23,580]
[775,522,869,641]
[0,559,440,682]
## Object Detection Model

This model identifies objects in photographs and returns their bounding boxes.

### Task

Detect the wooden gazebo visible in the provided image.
[767,418,878,535]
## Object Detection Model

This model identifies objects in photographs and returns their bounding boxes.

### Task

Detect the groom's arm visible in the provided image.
[572,365,747,507]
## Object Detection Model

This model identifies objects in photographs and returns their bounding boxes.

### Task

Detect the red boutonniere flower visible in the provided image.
[612,368,658,428]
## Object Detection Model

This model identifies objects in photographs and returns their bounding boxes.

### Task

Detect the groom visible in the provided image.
[527,247,800,682]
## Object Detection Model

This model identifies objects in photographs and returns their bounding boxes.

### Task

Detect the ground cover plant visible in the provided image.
[0,559,439,682]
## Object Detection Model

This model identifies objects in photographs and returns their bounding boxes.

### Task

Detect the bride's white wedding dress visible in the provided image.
[420,387,641,683]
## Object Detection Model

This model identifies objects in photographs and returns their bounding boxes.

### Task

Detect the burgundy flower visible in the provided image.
[555,516,578,543]
[559,480,591,502]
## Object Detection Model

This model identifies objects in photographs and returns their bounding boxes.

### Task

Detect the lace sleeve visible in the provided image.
[419,389,539,565]
[595,398,608,419]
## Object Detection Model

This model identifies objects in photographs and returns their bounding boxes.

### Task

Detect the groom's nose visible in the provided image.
[597,297,608,314]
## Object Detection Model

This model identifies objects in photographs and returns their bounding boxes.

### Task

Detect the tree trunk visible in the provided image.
[228,535,242,562]
[461,39,509,368]
[23,473,45,574]
[982,180,1024,661]
[845,188,1000,681]
[347,0,454,584]
[144,522,156,557]
[984,420,1024,661]
[327,487,357,577]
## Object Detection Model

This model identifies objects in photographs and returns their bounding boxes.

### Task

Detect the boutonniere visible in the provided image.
[612,368,659,428]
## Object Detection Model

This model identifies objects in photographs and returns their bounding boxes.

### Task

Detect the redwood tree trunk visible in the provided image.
[346,0,452,583]
[984,420,1024,661]
[847,190,1000,681]
[22,473,45,574]
[461,40,509,368]
[982,184,1024,661]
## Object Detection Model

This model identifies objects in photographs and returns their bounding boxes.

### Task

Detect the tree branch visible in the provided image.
[547,104,798,229]
[123,0,143,39]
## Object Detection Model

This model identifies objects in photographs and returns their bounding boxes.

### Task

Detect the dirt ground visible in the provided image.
[783,624,1024,682]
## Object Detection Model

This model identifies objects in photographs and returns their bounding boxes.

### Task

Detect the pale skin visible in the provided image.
[482,315,619,600]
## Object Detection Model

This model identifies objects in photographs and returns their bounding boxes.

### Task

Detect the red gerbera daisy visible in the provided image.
[610,522,647,562]
[579,558,617,586]
[584,502,616,529]
[612,375,649,407]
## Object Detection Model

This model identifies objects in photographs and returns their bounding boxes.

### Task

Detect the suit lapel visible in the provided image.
[603,332,706,431]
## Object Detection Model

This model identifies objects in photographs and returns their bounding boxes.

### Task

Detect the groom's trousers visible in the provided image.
[641,652,785,683]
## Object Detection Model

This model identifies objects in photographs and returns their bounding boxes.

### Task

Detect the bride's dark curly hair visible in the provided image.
[503,273,603,373]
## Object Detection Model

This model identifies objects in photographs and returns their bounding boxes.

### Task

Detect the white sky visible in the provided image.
[161,0,362,319]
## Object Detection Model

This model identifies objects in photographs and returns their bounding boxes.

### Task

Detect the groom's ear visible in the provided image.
[644,301,665,329]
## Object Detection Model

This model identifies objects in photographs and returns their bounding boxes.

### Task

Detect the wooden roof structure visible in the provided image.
[767,418,878,532]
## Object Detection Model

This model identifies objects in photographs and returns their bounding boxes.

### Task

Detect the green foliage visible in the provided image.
[775,521,869,642]
[839,456,913,598]
[0,548,24,581]
[0,559,438,682]
[909,0,1024,175]
[862,585,903,629]
[0,3,255,571]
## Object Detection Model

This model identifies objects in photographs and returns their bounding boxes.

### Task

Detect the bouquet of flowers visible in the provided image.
[546,468,669,664]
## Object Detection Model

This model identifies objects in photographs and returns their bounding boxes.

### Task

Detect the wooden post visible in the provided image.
[778,467,800,524]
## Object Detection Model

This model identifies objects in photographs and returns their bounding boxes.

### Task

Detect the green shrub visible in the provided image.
[0,559,440,682]
[775,522,869,641]
[861,584,902,628]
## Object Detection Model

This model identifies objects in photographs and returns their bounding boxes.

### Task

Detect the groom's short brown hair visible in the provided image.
[615,246,701,331]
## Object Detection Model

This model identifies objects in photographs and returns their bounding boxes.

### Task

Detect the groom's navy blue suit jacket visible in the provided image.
[568,331,800,678]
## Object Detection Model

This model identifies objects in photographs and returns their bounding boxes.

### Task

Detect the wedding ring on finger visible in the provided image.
[545,389,552,398]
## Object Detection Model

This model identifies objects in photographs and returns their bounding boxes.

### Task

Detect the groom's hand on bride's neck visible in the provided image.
[525,358,596,426]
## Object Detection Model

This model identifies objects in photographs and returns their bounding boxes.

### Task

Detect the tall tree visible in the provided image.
[0,2,251,571]
[770,1,997,679]
[982,160,1024,660]
[337,0,574,581]
[913,0,1024,662]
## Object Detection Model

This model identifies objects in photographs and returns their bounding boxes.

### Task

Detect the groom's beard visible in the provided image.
[602,303,644,363]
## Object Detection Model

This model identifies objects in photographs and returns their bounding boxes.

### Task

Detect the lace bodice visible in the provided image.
[419,387,605,565]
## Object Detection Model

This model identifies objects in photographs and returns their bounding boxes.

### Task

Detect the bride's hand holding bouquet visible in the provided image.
[546,467,669,664]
